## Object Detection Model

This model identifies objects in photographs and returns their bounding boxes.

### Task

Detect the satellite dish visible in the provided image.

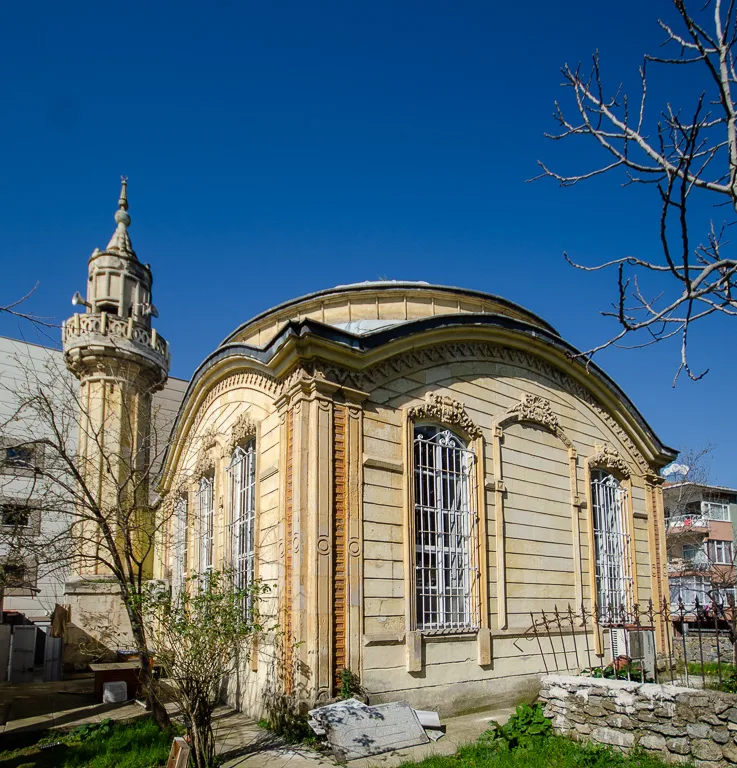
[663,463,690,477]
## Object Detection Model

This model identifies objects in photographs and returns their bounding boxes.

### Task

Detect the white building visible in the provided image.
[0,334,186,629]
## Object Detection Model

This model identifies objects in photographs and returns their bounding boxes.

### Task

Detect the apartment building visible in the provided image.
[665,482,737,610]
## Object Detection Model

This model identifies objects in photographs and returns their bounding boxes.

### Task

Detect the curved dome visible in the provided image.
[221,281,559,348]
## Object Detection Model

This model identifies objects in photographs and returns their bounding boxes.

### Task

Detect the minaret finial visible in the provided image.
[106,176,136,258]
[118,176,129,211]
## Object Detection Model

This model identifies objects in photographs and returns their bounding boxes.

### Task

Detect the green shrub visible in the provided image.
[486,703,552,750]
[338,668,363,700]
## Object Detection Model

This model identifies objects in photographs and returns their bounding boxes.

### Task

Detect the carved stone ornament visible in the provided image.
[199,424,219,452]
[591,444,631,478]
[509,394,559,432]
[192,451,216,481]
[408,392,483,438]
[229,412,257,453]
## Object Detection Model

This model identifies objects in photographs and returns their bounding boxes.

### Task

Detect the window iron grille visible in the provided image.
[413,426,478,632]
[591,469,633,622]
[171,495,188,594]
[227,441,256,615]
[196,476,214,574]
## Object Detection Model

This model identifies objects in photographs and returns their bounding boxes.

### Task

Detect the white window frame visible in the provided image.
[670,574,712,608]
[413,425,478,632]
[227,440,256,615]
[196,476,214,574]
[709,539,733,565]
[171,494,188,593]
[702,501,730,521]
[591,469,633,622]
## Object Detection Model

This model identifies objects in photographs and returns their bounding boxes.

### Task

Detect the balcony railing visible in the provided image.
[668,557,712,574]
[62,312,170,366]
[666,514,711,533]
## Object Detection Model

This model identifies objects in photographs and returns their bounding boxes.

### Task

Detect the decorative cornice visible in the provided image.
[508,394,559,432]
[408,392,483,439]
[590,444,631,478]
[177,340,653,479]
[229,413,257,454]
[311,343,650,474]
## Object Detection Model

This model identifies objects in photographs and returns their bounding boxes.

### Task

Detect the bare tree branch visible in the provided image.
[533,0,737,382]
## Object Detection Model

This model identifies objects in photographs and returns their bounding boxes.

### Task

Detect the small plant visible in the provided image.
[338,668,363,700]
[68,718,114,742]
[486,703,552,750]
[583,661,652,682]
[265,705,315,744]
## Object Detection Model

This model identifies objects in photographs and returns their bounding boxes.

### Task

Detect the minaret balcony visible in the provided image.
[63,311,170,372]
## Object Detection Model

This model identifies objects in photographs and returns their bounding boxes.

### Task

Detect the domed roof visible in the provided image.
[220,281,559,349]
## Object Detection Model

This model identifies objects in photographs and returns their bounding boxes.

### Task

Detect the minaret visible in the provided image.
[62,180,169,654]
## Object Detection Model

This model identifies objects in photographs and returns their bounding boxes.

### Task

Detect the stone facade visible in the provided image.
[157,280,677,717]
[60,181,173,659]
[540,674,737,765]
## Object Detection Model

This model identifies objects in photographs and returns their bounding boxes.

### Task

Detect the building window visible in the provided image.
[702,501,730,521]
[413,425,477,632]
[1,442,41,474]
[708,539,733,565]
[171,494,188,593]
[1,558,37,596]
[196,476,214,574]
[1,502,31,529]
[227,440,256,614]
[669,574,735,608]
[591,469,632,621]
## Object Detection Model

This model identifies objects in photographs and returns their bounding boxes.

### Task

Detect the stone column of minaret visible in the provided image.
[62,180,170,663]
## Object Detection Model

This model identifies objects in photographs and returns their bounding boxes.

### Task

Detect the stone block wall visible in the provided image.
[674,634,735,665]
[540,675,737,765]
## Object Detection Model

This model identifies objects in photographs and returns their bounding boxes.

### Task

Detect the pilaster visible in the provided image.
[277,371,366,703]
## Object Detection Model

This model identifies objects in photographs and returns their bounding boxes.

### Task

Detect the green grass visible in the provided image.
[399,733,686,768]
[0,718,178,768]
[686,661,735,676]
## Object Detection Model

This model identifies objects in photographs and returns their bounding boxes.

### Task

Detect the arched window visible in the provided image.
[414,425,477,631]
[591,469,632,620]
[196,475,215,574]
[227,440,256,613]
[171,493,188,593]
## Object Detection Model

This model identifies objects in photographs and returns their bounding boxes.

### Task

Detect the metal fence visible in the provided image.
[526,597,737,689]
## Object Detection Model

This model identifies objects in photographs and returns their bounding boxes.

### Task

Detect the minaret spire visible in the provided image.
[106,176,136,258]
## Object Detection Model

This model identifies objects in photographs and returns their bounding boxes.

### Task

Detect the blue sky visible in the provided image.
[0,1,734,484]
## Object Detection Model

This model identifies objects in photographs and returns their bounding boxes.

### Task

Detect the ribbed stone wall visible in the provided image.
[540,675,737,765]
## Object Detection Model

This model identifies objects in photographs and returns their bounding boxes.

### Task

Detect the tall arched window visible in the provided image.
[414,425,477,631]
[171,493,188,593]
[196,475,215,574]
[591,469,632,620]
[227,440,256,613]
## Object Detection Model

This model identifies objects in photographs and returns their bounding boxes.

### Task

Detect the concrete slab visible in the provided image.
[316,701,429,762]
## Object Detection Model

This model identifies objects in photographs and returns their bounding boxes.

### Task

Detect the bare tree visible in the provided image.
[1,284,57,329]
[534,0,737,382]
[0,351,185,727]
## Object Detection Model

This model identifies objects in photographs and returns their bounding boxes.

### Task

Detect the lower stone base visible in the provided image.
[63,576,135,669]
[368,673,542,716]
